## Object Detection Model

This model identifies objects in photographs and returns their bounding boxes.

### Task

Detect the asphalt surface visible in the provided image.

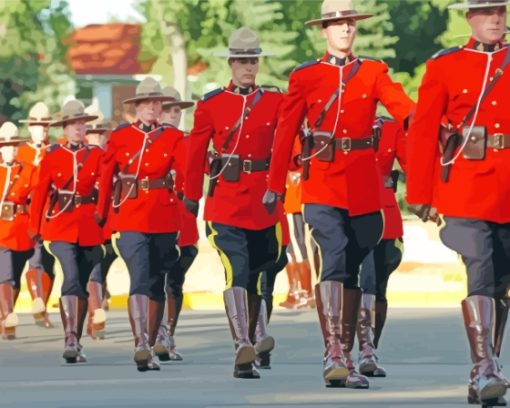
[0,307,505,408]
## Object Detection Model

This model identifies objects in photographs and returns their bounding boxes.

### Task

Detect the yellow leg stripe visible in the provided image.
[256,271,263,296]
[275,221,283,261]
[100,244,107,258]
[43,241,64,292]
[207,221,235,289]
[395,237,404,255]
[111,232,122,258]
[309,228,324,281]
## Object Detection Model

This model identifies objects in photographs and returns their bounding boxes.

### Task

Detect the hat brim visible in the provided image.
[122,95,176,104]
[162,101,195,110]
[18,119,53,126]
[0,138,25,147]
[448,1,510,9]
[305,13,374,26]
[50,114,99,127]
[214,50,273,58]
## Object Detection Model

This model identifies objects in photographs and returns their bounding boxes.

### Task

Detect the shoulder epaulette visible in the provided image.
[293,59,320,73]
[359,56,384,63]
[260,85,282,93]
[431,46,462,60]
[112,121,131,132]
[201,88,224,102]
[46,144,61,154]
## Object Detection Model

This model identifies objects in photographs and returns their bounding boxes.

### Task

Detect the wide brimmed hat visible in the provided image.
[305,0,374,27]
[19,102,53,126]
[161,87,195,110]
[215,27,273,58]
[448,0,510,9]
[51,100,98,127]
[0,122,25,146]
[84,106,109,134]
[123,77,176,104]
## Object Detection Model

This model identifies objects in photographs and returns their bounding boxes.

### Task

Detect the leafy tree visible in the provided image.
[0,0,74,123]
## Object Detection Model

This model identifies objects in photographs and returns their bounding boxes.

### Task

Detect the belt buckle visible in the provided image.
[340,137,352,152]
[493,133,505,150]
[74,194,82,207]
[243,160,253,174]
[140,176,150,192]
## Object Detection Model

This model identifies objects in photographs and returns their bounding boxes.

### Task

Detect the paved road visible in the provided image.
[0,308,504,408]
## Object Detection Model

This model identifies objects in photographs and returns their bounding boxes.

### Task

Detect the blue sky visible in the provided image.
[66,0,145,27]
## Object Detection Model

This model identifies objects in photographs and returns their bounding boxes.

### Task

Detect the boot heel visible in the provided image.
[254,336,275,354]
[235,344,256,366]
[234,362,260,379]
[4,313,18,340]
[153,344,170,361]
[324,379,346,388]
[63,349,78,363]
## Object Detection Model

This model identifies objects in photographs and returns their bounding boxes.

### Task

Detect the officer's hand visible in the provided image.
[262,190,280,214]
[428,207,442,226]
[290,172,301,185]
[94,212,106,228]
[183,198,199,217]
[28,228,40,242]
[408,204,442,226]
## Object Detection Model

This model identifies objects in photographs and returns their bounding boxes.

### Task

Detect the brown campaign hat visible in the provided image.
[19,102,53,126]
[123,77,176,104]
[215,27,273,58]
[51,100,98,127]
[305,0,374,27]
[0,122,25,146]
[84,106,109,134]
[161,87,195,110]
[448,0,510,9]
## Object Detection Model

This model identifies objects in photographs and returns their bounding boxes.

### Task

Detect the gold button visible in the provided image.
[492,101,497,106]
[495,123,501,129]
[462,89,468,94]
[248,154,252,158]
[145,149,150,153]
[342,129,347,134]
[145,163,149,166]
[225,126,230,130]
[246,135,250,139]
[362,94,367,98]
[387,149,392,153]
[125,152,130,156]
[340,109,345,114]
[164,153,168,157]
[91,172,95,176]
[266,122,271,126]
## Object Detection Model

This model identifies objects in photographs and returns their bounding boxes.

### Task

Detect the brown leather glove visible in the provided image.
[408,204,442,226]
[183,198,199,218]
[94,212,106,228]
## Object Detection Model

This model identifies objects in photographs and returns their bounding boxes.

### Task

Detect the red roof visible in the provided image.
[67,24,146,75]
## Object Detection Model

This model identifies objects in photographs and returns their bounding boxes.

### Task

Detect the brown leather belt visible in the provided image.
[58,191,98,210]
[333,136,376,152]
[136,176,171,192]
[241,158,270,174]
[487,134,510,150]
[0,202,28,221]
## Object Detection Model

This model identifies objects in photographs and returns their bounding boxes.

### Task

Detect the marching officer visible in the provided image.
[96,78,182,372]
[264,0,414,389]
[153,86,198,362]
[84,108,110,340]
[17,102,56,328]
[0,122,34,340]
[406,1,510,406]
[357,117,406,379]
[30,100,104,363]
[183,27,283,379]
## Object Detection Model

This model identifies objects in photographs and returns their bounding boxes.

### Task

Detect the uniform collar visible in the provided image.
[227,81,257,95]
[65,143,84,152]
[135,120,158,133]
[322,52,356,66]
[467,37,505,52]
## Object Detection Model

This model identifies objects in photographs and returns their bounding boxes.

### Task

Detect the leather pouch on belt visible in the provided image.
[0,203,15,221]
[462,125,487,160]
[312,131,335,162]
[120,175,138,199]
[58,194,75,213]
[221,154,241,182]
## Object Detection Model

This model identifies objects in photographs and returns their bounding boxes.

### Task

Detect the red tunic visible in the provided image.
[97,122,184,233]
[30,144,104,246]
[0,163,36,251]
[185,83,283,230]
[268,54,414,216]
[407,39,510,223]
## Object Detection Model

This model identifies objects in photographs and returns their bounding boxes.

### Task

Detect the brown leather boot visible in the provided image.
[254,298,275,369]
[59,296,79,363]
[373,300,388,349]
[0,283,18,340]
[463,296,506,405]
[86,281,106,340]
[357,293,386,378]
[76,298,88,362]
[315,281,349,387]
[341,288,370,389]
[167,294,184,361]
[224,287,259,379]
[279,263,301,309]
[297,260,315,308]
[128,294,160,372]
[26,269,54,328]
